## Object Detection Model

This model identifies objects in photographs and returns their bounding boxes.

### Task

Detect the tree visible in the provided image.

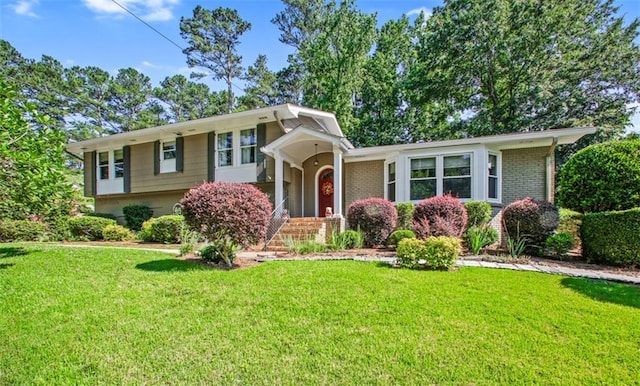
[180,6,251,114]
[240,54,277,109]
[409,0,640,146]
[272,0,325,49]
[0,80,73,220]
[106,68,153,132]
[66,65,115,140]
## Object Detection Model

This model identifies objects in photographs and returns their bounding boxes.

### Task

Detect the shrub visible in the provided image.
[346,198,397,247]
[413,195,468,239]
[423,236,461,270]
[122,204,153,231]
[395,202,415,230]
[581,208,640,267]
[397,236,461,270]
[181,182,272,265]
[140,215,184,244]
[68,216,116,241]
[0,220,46,242]
[558,208,583,250]
[557,139,640,213]
[545,232,574,258]
[464,201,492,228]
[87,212,118,222]
[388,229,416,247]
[397,238,426,269]
[463,225,498,255]
[102,224,134,241]
[330,229,364,250]
[200,240,240,266]
[502,197,559,255]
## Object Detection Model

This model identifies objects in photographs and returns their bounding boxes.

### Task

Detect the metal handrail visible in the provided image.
[264,197,289,251]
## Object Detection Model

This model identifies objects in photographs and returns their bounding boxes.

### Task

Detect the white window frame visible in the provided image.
[216,131,234,167]
[96,148,124,195]
[386,161,396,202]
[487,152,501,203]
[240,128,257,165]
[159,140,177,174]
[98,151,110,180]
[407,152,474,202]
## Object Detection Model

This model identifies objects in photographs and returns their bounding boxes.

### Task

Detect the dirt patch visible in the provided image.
[176,253,260,270]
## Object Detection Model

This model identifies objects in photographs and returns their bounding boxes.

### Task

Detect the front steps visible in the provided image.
[266,218,327,252]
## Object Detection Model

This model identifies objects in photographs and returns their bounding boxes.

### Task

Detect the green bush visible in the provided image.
[388,229,416,247]
[557,139,640,213]
[545,232,574,258]
[122,204,153,231]
[0,220,46,242]
[581,208,640,267]
[558,208,583,250]
[464,201,492,227]
[68,216,116,241]
[331,229,364,250]
[397,236,461,270]
[140,215,184,243]
[87,212,118,222]
[463,225,498,255]
[395,202,415,230]
[502,197,559,255]
[200,238,240,266]
[102,224,134,241]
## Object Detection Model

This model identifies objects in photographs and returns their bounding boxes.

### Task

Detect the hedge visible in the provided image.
[581,208,640,267]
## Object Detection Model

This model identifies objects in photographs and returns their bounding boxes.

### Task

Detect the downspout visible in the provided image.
[545,137,558,203]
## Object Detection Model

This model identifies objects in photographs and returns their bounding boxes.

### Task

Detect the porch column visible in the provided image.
[333,144,343,217]
[274,150,284,208]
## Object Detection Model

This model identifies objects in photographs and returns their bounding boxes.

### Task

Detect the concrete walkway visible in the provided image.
[246,252,640,285]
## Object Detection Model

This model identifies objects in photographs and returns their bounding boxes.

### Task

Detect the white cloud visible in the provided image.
[82,0,179,21]
[406,6,432,19]
[12,0,39,18]
[141,60,161,69]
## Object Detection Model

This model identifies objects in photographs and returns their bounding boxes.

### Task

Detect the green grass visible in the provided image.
[1,244,639,384]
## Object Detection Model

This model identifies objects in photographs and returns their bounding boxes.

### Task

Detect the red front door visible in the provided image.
[318,168,334,217]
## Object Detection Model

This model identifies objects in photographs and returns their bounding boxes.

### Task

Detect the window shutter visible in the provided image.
[207,132,215,181]
[123,146,131,193]
[85,151,96,196]
[153,140,160,175]
[176,136,184,172]
[256,124,266,182]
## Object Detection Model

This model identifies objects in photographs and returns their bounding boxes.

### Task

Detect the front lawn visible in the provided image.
[1,244,639,384]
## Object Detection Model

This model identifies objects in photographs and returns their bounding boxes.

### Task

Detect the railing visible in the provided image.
[264,197,289,251]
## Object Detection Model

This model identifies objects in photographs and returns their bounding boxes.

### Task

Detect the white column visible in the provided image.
[333,144,343,217]
[274,150,284,208]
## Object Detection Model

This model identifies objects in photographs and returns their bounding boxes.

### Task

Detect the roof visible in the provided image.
[66,104,344,153]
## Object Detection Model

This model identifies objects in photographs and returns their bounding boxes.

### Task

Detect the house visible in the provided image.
[66,104,596,225]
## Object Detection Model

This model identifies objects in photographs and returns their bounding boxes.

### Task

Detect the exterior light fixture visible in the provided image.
[313,144,319,167]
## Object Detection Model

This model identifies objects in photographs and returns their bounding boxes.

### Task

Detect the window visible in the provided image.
[217,132,233,167]
[98,151,109,180]
[387,162,396,202]
[410,157,436,200]
[240,128,256,164]
[114,149,124,178]
[443,154,471,199]
[488,154,498,200]
[162,141,176,160]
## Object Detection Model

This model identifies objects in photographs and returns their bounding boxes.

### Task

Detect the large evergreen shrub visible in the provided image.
[413,195,468,239]
[502,198,559,255]
[346,198,397,247]
[557,139,640,213]
[581,208,640,267]
[140,215,184,244]
[0,220,46,242]
[464,201,492,228]
[122,204,153,231]
[180,182,272,263]
[395,202,415,230]
[68,216,116,241]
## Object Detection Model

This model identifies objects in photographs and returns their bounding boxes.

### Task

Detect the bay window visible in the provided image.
[409,153,472,201]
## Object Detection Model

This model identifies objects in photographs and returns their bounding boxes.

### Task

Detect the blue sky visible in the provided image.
[1,0,639,132]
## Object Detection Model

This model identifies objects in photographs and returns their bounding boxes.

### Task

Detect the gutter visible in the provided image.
[545,137,558,202]
[273,111,288,133]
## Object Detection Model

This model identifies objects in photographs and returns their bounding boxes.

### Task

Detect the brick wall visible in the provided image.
[501,146,550,206]
[344,160,385,210]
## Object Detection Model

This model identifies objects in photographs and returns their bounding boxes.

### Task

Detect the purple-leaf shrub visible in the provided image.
[346,198,397,247]
[502,197,559,255]
[413,195,468,239]
[180,182,272,248]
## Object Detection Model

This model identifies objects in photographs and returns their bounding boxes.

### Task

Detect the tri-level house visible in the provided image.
[66,104,595,225]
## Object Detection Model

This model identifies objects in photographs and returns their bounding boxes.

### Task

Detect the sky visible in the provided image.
[1,0,640,132]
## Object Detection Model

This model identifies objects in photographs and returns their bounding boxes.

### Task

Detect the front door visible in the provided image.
[318,168,334,217]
